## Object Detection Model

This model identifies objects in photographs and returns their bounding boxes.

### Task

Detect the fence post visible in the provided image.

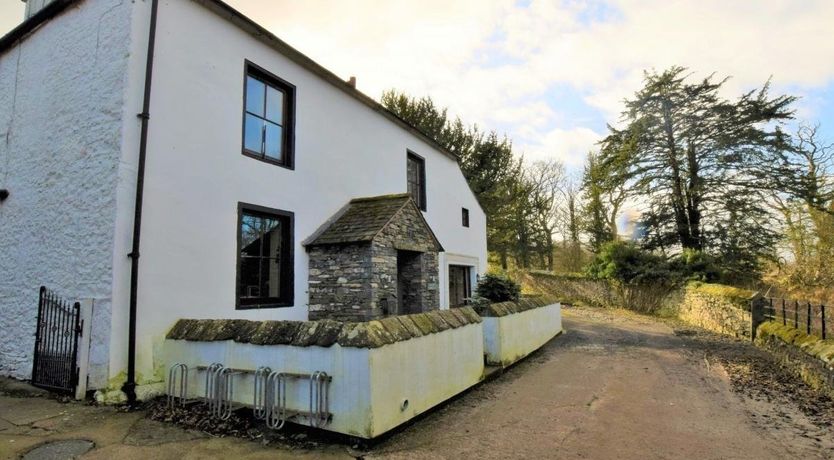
[822,304,827,340]
[807,302,812,335]
[75,299,94,400]
[750,294,766,341]
[781,299,786,325]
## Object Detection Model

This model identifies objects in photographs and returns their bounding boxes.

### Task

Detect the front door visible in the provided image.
[448,265,471,307]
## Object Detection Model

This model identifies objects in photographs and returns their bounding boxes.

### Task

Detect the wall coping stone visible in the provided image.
[476,296,559,318]
[166,306,482,349]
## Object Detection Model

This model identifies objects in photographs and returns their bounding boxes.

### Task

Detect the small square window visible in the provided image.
[242,62,295,169]
[462,208,470,227]
[237,203,294,309]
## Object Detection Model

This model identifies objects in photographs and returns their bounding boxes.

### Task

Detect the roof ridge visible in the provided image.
[349,193,410,204]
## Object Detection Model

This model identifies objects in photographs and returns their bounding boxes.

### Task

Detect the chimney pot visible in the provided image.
[347,76,356,88]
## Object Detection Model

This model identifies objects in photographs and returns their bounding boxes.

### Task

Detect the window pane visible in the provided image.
[264,122,283,161]
[262,257,281,298]
[240,213,262,255]
[261,217,282,258]
[244,114,263,153]
[245,76,265,116]
[266,86,284,124]
[239,256,262,299]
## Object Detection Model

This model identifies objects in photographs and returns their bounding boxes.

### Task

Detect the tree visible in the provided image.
[769,125,834,293]
[582,151,626,252]
[524,159,566,270]
[600,67,795,273]
[381,90,523,267]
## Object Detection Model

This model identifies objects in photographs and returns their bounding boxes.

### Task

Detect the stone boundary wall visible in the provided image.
[166,306,481,348]
[756,321,834,398]
[476,295,560,317]
[677,283,753,339]
[522,272,615,308]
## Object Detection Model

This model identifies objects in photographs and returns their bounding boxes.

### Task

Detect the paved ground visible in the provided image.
[2,306,833,459]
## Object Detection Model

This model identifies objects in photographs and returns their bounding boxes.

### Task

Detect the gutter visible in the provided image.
[122,0,159,407]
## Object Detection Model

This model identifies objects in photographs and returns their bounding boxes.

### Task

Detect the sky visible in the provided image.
[3,0,834,174]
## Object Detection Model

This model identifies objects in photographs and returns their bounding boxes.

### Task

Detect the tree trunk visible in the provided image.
[685,142,703,251]
[662,100,696,249]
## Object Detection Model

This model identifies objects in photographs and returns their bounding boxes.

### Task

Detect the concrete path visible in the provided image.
[2,306,832,459]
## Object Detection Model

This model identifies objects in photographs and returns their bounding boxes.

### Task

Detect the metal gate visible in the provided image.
[31,286,82,394]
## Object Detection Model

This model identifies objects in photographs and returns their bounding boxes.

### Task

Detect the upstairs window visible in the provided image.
[237,203,294,309]
[407,152,426,211]
[462,208,470,227]
[243,62,295,168]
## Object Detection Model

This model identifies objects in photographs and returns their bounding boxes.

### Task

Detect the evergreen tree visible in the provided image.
[599,67,795,272]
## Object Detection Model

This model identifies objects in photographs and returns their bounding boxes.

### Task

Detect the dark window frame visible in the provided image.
[406,150,427,211]
[462,207,470,227]
[241,60,296,170]
[236,202,295,310]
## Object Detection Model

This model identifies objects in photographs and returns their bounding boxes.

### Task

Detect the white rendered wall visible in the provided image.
[482,303,563,367]
[131,0,488,380]
[162,322,484,438]
[0,0,136,387]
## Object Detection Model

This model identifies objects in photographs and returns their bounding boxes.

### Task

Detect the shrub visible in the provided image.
[670,249,722,282]
[476,273,521,303]
[584,241,677,285]
[583,241,680,313]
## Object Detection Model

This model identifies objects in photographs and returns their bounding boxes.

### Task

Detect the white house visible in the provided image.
[0,0,487,400]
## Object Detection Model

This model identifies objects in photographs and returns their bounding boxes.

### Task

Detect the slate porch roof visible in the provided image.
[305,194,443,250]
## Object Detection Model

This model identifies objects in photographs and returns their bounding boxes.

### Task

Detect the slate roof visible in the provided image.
[306,194,440,248]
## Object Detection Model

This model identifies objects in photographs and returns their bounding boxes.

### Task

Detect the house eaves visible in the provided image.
[0,0,465,168]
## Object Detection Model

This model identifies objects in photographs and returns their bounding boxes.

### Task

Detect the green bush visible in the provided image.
[670,249,722,282]
[476,273,521,302]
[584,241,677,285]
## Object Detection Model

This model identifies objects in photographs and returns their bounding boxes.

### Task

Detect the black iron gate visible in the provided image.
[31,286,82,394]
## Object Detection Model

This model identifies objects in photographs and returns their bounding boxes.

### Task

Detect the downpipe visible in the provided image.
[123,0,159,407]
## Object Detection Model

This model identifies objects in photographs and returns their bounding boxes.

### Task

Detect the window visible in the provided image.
[407,152,426,211]
[237,203,294,309]
[242,62,295,168]
[462,208,469,227]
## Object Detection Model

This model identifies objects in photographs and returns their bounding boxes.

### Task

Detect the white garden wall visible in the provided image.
[162,322,484,439]
[482,302,562,367]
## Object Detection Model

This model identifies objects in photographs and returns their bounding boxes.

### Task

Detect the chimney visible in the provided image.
[347,76,356,89]
[24,0,56,20]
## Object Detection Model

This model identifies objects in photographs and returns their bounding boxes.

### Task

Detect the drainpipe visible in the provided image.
[123,0,159,407]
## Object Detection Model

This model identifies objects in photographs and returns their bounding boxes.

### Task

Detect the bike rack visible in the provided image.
[309,371,330,428]
[253,366,271,420]
[262,370,332,430]
[169,363,332,427]
[167,363,189,409]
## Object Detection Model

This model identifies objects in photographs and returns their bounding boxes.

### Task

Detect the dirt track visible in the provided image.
[364,306,834,459]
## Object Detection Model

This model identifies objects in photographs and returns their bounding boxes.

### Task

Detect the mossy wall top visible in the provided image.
[686,282,754,310]
[166,306,482,349]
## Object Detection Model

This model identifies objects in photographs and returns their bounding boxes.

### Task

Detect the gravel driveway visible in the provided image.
[364,306,834,459]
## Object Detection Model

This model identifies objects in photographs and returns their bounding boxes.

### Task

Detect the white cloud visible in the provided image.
[516,126,603,167]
